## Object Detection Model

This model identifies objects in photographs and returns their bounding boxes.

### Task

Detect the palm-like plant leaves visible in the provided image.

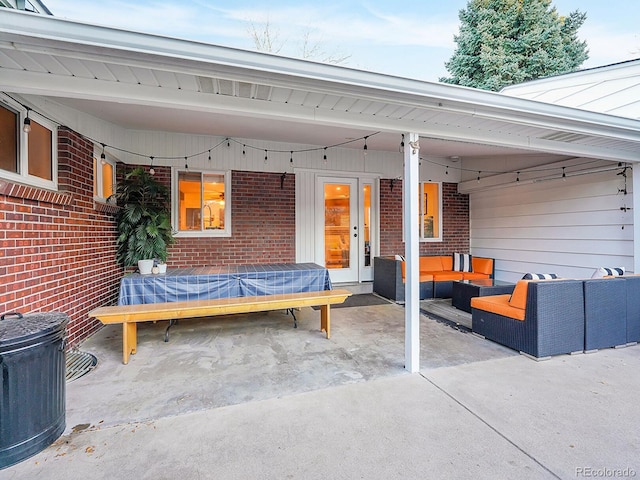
[112,167,174,267]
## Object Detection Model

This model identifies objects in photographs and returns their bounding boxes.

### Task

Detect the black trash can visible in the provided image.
[0,311,68,469]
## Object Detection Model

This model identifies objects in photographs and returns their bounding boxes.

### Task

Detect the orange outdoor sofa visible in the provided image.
[373,254,494,302]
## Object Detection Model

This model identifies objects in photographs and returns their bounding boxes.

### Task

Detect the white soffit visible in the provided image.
[1,10,639,162]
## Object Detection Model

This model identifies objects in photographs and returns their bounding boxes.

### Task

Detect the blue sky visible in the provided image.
[44,0,639,81]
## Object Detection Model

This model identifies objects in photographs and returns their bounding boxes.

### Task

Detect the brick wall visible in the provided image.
[379,179,469,256]
[166,170,296,266]
[0,128,122,347]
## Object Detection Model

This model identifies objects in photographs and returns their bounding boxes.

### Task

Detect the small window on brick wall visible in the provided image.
[0,94,57,190]
[172,168,231,237]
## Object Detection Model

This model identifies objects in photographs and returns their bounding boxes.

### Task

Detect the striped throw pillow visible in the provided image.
[591,267,625,278]
[452,253,472,272]
[522,273,558,280]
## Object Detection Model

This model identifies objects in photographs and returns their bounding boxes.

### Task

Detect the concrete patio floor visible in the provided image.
[4,299,640,479]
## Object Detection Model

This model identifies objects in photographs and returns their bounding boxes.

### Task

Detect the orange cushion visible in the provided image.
[402,273,434,283]
[472,257,493,276]
[401,261,434,283]
[432,271,464,281]
[508,280,529,310]
[470,294,526,321]
[420,256,443,272]
[462,272,491,280]
[440,256,453,270]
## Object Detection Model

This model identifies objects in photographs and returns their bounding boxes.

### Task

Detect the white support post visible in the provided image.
[404,132,420,373]
[633,166,640,274]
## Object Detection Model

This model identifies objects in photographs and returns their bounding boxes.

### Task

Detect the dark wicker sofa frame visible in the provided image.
[472,279,585,358]
[373,256,432,302]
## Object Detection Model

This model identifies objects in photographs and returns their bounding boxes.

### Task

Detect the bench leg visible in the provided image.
[320,305,330,339]
[122,322,137,364]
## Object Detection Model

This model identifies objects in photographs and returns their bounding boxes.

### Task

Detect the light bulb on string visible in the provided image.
[100,143,106,165]
[445,166,449,175]
[242,145,246,156]
[363,136,368,156]
[149,156,155,175]
[516,171,520,183]
[23,108,31,133]
[323,147,328,165]
[562,167,566,181]
[399,134,404,153]
[185,156,188,170]
[264,150,268,164]
[227,138,230,148]
[477,171,481,183]
[208,150,211,162]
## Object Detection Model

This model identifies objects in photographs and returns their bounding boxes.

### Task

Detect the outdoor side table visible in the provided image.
[452,279,516,313]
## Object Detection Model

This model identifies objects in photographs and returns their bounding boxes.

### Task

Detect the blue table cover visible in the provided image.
[118,263,333,306]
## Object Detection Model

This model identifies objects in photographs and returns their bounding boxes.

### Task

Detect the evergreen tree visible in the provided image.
[441,0,588,91]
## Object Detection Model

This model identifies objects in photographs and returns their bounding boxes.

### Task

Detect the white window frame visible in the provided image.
[171,167,232,238]
[93,146,116,202]
[419,181,443,243]
[0,94,57,191]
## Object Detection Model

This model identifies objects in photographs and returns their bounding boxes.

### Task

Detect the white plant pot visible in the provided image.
[138,259,154,275]
[157,263,167,274]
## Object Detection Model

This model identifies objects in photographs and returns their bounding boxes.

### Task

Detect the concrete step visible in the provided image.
[333,281,373,295]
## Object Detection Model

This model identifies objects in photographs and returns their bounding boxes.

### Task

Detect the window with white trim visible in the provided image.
[419,182,442,242]
[93,148,115,201]
[172,168,231,237]
[0,94,57,190]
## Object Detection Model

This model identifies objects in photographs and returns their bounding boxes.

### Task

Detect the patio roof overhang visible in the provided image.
[1,9,639,164]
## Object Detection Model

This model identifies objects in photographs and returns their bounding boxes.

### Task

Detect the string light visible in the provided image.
[9,97,619,185]
[100,143,106,165]
[149,156,155,175]
[23,108,31,133]
[399,134,404,153]
[445,166,449,175]
[477,171,481,183]
[184,156,188,170]
[290,151,293,165]
[264,150,268,164]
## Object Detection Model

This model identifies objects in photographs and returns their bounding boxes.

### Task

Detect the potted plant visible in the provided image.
[111,167,174,273]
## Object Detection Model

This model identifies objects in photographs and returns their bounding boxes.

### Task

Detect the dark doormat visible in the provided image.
[312,293,393,310]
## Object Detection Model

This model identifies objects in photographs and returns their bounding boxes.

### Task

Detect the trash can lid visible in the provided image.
[0,312,69,348]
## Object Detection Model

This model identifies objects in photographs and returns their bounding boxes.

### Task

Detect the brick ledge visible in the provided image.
[0,179,74,206]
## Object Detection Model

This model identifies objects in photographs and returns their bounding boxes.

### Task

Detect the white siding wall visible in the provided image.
[467,168,634,281]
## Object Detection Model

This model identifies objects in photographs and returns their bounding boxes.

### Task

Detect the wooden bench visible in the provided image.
[89,289,352,364]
